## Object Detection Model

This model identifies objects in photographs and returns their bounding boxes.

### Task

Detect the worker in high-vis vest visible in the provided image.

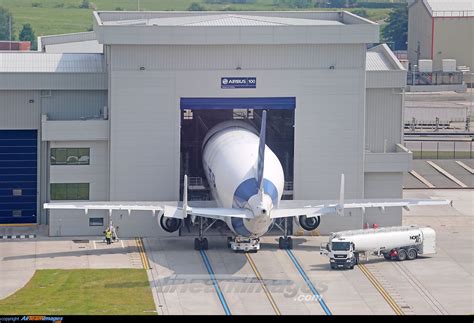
[105,228,112,245]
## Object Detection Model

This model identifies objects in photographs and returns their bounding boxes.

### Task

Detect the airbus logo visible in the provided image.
[221,77,256,89]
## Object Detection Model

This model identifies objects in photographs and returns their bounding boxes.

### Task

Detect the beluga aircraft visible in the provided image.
[44,111,451,252]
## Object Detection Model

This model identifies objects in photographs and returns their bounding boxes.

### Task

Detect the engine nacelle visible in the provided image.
[298,215,321,231]
[160,215,182,233]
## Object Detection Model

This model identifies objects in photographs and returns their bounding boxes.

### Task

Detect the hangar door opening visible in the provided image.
[0,130,38,224]
[180,97,295,202]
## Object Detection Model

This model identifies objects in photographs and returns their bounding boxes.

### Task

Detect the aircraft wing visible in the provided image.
[43,201,171,214]
[274,198,452,218]
[43,201,252,220]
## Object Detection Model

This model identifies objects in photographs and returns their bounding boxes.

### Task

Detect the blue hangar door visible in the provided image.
[0,130,38,224]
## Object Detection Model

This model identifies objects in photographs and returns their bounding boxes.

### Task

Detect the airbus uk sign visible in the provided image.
[221,77,256,89]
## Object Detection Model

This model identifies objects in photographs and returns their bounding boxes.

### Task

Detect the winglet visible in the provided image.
[337,173,345,216]
[257,110,267,191]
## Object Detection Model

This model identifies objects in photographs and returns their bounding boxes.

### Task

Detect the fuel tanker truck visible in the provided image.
[320,225,436,269]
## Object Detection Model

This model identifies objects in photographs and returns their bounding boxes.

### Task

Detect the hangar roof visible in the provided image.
[102,14,345,27]
[93,11,379,45]
[366,44,405,72]
[366,52,396,71]
[409,0,474,17]
[0,52,107,90]
[0,53,105,73]
[366,44,407,88]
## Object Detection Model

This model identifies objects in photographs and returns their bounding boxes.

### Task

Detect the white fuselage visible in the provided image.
[202,122,285,238]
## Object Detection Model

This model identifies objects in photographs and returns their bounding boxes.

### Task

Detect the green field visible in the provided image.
[0,0,393,38]
[0,269,157,315]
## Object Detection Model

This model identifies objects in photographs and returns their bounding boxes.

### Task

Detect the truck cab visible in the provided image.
[321,238,358,270]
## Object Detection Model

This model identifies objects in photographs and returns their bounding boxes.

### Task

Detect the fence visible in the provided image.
[407,71,464,86]
[404,139,473,159]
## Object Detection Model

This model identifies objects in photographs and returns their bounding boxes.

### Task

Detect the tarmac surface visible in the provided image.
[404,159,473,189]
[0,189,472,315]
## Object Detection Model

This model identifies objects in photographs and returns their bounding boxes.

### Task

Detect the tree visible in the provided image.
[382,5,408,50]
[188,2,206,10]
[19,23,36,50]
[79,0,90,9]
[0,6,14,41]
[327,0,346,7]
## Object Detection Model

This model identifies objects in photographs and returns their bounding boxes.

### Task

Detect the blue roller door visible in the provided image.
[0,130,37,224]
[180,97,296,110]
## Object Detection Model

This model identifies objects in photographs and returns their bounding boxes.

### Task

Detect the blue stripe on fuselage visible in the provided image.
[231,217,252,237]
[232,178,278,209]
[231,178,278,237]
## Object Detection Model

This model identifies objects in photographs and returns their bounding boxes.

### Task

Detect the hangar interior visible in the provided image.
[180,100,295,201]
[0,11,411,237]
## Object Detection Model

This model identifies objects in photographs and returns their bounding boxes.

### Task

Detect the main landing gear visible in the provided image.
[276,217,293,249]
[194,216,217,251]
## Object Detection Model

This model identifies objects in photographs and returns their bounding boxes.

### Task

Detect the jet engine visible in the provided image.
[160,215,182,233]
[298,215,321,231]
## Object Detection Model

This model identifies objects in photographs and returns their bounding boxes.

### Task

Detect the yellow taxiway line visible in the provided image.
[358,264,404,316]
[245,253,281,315]
[136,237,151,270]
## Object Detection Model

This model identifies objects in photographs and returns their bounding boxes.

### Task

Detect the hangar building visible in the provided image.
[407,0,473,84]
[0,11,410,237]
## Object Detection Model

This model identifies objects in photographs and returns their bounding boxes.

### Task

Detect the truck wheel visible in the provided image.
[407,248,417,260]
[397,249,407,261]
[383,253,391,260]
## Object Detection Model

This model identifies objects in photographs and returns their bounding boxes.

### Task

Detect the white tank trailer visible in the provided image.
[320,225,436,269]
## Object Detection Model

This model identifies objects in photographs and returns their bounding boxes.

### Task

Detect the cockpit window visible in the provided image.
[331,242,351,251]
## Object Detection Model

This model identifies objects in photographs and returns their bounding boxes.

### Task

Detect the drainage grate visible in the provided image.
[72,240,89,243]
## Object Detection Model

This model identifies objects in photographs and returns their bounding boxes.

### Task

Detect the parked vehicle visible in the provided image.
[320,225,436,269]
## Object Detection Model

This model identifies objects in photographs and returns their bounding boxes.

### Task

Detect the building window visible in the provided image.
[12,210,22,217]
[12,189,22,196]
[50,183,90,200]
[183,109,193,120]
[89,217,104,227]
[51,148,90,165]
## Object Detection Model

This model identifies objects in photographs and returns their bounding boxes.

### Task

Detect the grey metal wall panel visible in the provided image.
[42,90,107,120]
[363,172,403,227]
[0,91,40,129]
[433,18,474,73]
[366,70,407,88]
[109,72,179,204]
[408,1,433,66]
[0,73,107,90]
[110,44,365,71]
[365,88,403,153]
[294,69,366,201]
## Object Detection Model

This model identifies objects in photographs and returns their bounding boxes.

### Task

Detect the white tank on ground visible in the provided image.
[330,225,436,254]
